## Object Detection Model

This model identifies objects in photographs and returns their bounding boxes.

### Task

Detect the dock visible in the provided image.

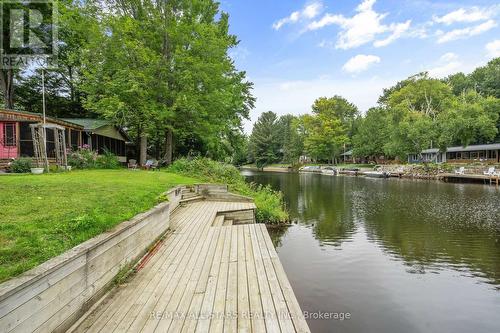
[441,173,500,185]
[70,200,310,333]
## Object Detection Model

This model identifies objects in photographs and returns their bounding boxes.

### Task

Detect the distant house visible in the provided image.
[408,143,500,164]
[62,119,129,162]
[0,109,83,161]
[341,150,354,163]
[0,109,129,168]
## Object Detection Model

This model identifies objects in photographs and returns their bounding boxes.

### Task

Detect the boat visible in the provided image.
[364,171,390,178]
[321,168,337,176]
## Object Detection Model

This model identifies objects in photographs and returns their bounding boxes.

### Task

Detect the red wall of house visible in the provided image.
[0,121,19,159]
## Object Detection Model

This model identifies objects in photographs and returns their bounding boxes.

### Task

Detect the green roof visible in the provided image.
[61,118,111,131]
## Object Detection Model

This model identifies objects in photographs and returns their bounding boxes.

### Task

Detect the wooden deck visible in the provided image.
[71,201,310,333]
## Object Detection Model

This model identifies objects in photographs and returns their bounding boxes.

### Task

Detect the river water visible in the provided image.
[242,170,500,333]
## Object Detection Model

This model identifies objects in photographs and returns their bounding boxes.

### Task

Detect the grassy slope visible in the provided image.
[0,170,199,282]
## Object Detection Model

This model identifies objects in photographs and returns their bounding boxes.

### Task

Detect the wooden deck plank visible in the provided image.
[237,225,251,333]
[181,225,227,333]
[256,224,296,332]
[72,200,309,333]
[101,203,210,333]
[249,225,281,333]
[223,226,238,333]
[243,225,266,333]
[79,206,203,333]
[261,225,310,333]
[140,204,218,332]
[167,226,223,332]
[207,225,231,333]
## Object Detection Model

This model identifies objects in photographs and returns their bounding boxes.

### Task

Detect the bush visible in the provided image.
[68,145,98,169]
[10,158,33,173]
[169,157,289,224]
[95,150,121,169]
[68,146,120,169]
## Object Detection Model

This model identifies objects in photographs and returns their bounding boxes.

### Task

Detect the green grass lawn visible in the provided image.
[0,170,199,283]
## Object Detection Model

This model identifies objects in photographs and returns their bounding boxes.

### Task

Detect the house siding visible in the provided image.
[0,121,19,159]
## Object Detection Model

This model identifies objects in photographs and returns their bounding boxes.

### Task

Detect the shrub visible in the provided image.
[95,150,121,169]
[68,145,98,169]
[10,158,33,173]
[169,157,289,224]
[68,146,120,169]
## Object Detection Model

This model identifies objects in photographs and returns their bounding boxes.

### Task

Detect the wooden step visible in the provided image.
[179,196,205,205]
[212,216,224,227]
[222,219,233,226]
[182,192,198,199]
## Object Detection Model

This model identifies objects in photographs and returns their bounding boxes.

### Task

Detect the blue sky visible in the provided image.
[219,0,500,132]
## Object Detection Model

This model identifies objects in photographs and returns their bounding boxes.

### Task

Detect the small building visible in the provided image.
[1,109,129,168]
[408,143,500,164]
[0,109,83,161]
[62,119,129,162]
[341,150,354,163]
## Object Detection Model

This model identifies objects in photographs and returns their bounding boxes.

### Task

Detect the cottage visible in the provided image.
[0,109,129,168]
[408,143,500,164]
[61,118,129,162]
[0,109,83,163]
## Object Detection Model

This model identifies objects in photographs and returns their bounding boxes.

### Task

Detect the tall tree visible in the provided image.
[352,107,390,159]
[249,111,281,168]
[312,96,359,138]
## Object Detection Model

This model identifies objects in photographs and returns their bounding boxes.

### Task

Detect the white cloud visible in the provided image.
[485,40,500,58]
[306,0,411,49]
[428,53,462,78]
[374,20,412,47]
[433,7,493,25]
[436,19,497,43]
[273,1,323,30]
[342,54,381,73]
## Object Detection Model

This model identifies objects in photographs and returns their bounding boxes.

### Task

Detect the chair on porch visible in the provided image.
[128,159,138,170]
[483,167,495,176]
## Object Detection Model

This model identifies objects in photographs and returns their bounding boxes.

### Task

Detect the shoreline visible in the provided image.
[241,166,500,186]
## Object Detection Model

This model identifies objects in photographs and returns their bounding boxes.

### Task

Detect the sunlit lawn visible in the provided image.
[0,169,199,282]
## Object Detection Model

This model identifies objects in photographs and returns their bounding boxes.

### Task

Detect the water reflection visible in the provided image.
[244,171,500,333]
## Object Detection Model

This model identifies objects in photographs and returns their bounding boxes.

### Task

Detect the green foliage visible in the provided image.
[67,146,97,169]
[10,158,33,173]
[248,111,281,168]
[80,0,254,162]
[168,157,289,224]
[95,151,121,169]
[68,147,120,169]
[353,107,389,158]
[301,96,353,163]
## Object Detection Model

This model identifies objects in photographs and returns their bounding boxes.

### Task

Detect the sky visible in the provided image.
[218,0,500,133]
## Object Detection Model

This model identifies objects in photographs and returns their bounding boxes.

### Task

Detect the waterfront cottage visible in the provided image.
[0,109,129,168]
[61,118,129,162]
[408,143,500,164]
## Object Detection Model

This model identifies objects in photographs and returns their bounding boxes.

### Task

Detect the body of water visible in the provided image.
[243,170,500,333]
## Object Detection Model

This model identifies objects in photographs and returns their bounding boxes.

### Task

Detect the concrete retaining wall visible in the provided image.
[0,186,184,333]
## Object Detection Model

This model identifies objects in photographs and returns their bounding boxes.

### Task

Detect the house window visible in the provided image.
[3,123,16,146]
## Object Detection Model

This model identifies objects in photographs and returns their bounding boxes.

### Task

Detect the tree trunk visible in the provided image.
[139,133,147,166]
[0,68,15,109]
[164,128,173,165]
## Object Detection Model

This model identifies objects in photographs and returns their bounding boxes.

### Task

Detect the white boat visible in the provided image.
[321,169,337,176]
[364,171,390,178]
